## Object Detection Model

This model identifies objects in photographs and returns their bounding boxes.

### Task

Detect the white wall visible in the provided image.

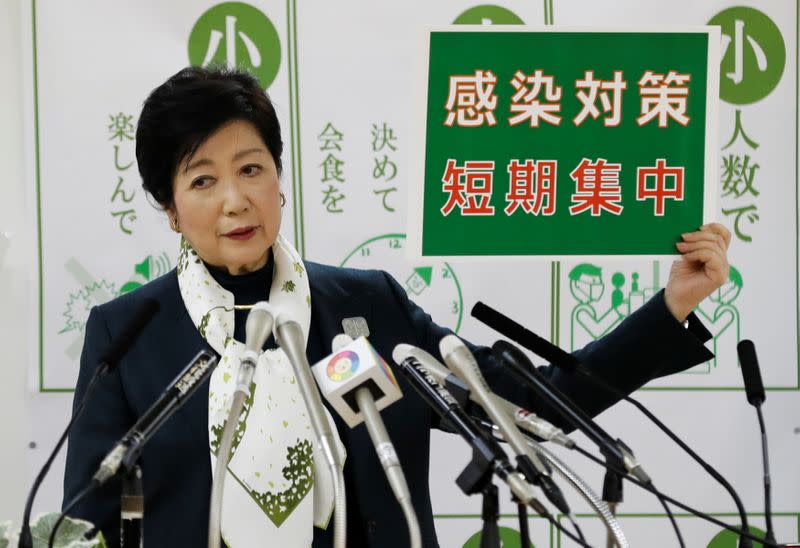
[0,0,32,527]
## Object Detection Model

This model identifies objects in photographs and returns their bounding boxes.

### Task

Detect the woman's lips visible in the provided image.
[224,226,257,241]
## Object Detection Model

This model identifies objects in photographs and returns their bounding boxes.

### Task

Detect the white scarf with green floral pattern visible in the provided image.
[177,233,343,547]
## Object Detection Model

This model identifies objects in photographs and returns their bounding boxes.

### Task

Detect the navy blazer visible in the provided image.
[63,262,713,547]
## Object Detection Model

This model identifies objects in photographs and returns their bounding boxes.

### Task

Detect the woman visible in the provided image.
[63,66,730,547]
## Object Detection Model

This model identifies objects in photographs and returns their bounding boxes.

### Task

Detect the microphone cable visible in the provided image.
[568,514,587,545]
[571,443,779,547]
[48,480,100,548]
[755,405,774,542]
[21,298,158,548]
[23,370,104,546]
[542,510,592,548]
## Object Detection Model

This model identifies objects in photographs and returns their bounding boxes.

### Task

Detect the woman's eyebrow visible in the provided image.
[184,147,266,173]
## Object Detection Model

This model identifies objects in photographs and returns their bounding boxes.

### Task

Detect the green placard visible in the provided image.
[413,28,719,258]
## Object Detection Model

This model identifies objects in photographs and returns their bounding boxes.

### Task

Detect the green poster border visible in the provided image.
[546,0,800,392]
[286,0,306,258]
[31,0,303,392]
[433,512,799,547]
[31,0,52,392]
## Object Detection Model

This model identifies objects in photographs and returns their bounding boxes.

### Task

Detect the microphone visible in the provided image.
[394,344,573,448]
[472,301,580,373]
[237,302,275,393]
[93,349,218,483]
[209,302,276,548]
[738,340,765,406]
[312,335,403,427]
[391,347,542,510]
[439,335,572,516]
[492,340,650,483]
[474,300,754,547]
[273,312,347,548]
[737,340,775,546]
[274,314,345,470]
[313,335,420,548]
[19,298,159,548]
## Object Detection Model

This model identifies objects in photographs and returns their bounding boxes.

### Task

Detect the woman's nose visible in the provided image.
[222,179,250,215]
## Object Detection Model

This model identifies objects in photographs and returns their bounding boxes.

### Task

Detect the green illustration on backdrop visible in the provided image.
[569,262,659,343]
[709,7,785,105]
[463,526,534,547]
[119,253,171,294]
[58,253,172,360]
[340,234,464,333]
[188,2,281,89]
[707,524,766,547]
[453,5,524,25]
[568,262,741,372]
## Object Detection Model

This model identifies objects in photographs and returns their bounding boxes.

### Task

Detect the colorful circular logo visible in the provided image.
[188,2,282,90]
[327,351,359,382]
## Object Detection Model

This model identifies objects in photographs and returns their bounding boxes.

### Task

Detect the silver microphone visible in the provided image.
[439,335,572,516]
[236,301,275,394]
[323,334,421,548]
[209,302,275,548]
[394,344,574,448]
[274,314,343,470]
[274,312,347,548]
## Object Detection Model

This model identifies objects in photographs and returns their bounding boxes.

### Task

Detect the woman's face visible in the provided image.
[169,119,281,275]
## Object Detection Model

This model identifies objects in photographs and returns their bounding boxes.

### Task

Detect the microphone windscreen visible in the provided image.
[332,333,354,352]
[245,302,275,354]
[392,344,414,366]
[98,298,159,368]
[472,301,579,372]
[737,339,766,407]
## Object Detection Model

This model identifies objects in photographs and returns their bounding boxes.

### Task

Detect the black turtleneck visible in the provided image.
[206,251,276,348]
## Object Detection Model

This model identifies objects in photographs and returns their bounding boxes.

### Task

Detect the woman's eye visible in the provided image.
[190,177,214,189]
[241,164,263,177]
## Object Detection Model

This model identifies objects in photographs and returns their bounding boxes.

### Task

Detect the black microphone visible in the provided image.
[738,340,766,406]
[93,349,218,483]
[737,340,775,546]
[472,301,581,373]
[492,340,650,484]
[392,349,542,510]
[19,298,159,548]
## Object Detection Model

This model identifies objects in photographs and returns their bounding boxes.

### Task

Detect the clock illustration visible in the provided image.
[340,233,465,333]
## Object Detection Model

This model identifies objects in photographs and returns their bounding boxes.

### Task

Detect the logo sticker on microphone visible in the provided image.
[327,351,359,382]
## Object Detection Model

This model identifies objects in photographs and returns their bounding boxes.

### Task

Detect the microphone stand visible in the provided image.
[602,470,623,548]
[453,440,531,548]
[514,495,531,548]
[479,483,500,548]
[120,465,143,548]
[454,447,501,548]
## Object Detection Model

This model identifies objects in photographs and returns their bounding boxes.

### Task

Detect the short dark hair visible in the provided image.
[136,66,283,208]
